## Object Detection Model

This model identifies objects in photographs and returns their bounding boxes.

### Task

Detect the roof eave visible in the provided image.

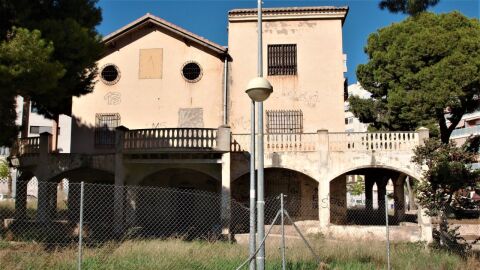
[102,14,228,57]
[228,6,349,25]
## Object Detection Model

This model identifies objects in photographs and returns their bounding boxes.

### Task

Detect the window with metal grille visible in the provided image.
[100,64,120,85]
[266,110,303,133]
[267,44,297,76]
[95,113,120,147]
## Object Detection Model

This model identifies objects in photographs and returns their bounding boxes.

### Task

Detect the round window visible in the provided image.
[100,64,120,85]
[182,62,202,82]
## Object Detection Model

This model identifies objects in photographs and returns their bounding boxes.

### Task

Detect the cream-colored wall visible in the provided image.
[72,27,225,153]
[228,18,346,133]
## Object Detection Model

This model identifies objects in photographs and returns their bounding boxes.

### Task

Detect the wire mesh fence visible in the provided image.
[0,178,479,269]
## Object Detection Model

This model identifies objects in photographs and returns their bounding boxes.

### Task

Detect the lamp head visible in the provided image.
[245,77,273,102]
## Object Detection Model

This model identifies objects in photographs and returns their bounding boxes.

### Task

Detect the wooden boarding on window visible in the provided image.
[139,48,163,79]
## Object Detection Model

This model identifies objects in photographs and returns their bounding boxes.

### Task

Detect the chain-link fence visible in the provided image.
[1,178,479,269]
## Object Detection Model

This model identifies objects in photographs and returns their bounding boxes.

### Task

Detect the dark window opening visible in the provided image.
[30,126,54,134]
[101,65,120,83]
[182,62,202,82]
[266,110,303,134]
[268,44,297,76]
[95,113,120,148]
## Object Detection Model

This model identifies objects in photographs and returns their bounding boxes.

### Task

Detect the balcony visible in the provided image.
[122,128,221,153]
[231,131,422,153]
[327,131,419,152]
[11,137,41,156]
[231,133,317,152]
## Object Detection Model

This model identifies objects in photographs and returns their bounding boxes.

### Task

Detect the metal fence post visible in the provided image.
[385,194,390,270]
[78,181,85,270]
[280,194,286,270]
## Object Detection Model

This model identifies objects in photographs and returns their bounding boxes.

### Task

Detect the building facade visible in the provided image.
[9,6,432,242]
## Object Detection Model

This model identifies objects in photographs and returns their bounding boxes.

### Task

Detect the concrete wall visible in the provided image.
[72,26,225,154]
[228,14,346,133]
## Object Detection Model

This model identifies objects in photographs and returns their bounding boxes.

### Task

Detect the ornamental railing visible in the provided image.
[123,128,218,152]
[231,133,317,152]
[328,132,419,152]
[231,131,420,153]
[11,137,41,156]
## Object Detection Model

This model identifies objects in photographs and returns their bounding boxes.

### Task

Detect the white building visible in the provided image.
[15,97,71,153]
[344,82,371,133]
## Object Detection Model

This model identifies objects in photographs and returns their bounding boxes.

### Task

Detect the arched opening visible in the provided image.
[134,168,221,238]
[232,168,318,228]
[6,169,115,243]
[26,176,38,219]
[48,168,115,241]
[329,167,418,226]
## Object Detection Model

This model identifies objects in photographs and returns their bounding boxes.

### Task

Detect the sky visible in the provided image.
[96,0,479,84]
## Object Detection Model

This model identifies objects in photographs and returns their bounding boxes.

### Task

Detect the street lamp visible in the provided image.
[246,76,272,270]
[245,1,272,270]
[246,77,273,102]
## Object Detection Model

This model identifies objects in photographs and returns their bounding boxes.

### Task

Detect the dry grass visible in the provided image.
[0,237,479,270]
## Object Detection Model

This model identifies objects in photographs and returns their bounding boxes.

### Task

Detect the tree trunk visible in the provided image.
[405,176,417,210]
[21,97,30,138]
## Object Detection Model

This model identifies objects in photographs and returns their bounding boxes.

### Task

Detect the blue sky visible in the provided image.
[97,0,479,84]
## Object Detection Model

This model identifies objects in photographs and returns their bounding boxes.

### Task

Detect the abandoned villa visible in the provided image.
[8,6,433,242]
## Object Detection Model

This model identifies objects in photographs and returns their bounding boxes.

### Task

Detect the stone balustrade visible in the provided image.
[123,128,218,152]
[328,132,420,152]
[232,131,422,153]
[11,137,41,156]
[231,133,317,152]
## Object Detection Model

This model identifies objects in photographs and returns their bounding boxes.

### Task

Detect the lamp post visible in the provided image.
[245,1,273,269]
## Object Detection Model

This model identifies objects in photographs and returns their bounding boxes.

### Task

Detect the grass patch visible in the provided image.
[0,238,478,269]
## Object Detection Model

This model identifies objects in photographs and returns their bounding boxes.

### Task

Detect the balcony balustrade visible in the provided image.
[11,137,41,156]
[232,131,421,153]
[231,133,317,152]
[123,128,218,153]
[328,131,419,152]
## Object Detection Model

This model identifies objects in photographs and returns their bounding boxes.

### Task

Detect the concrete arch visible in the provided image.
[326,164,421,183]
[135,167,222,238]
[232,165,319,184]
[232,167,319,223]
[128,163,221,185]
[47,167,115,184]
[139,167,220,193]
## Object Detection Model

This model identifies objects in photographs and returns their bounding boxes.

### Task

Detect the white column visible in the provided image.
[221,152,232,239]
[317,129,330,228]
[418,207,433,243]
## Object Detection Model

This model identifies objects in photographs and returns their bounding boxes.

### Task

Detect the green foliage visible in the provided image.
[0,27,65,146]
[353,12,480,142]
[0,0,103,146]
[0,159,8,179]
[0,28,65,96]
[348,176,365,196]
[379,0,440,15]
[0,94,18,146]
[413,137,480,255]
[413,138,480,216]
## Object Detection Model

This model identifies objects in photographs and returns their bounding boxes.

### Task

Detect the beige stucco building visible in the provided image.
[9,6,434,242]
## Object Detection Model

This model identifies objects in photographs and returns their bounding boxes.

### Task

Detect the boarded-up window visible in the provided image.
[267,44,297,76]
[266,110,303,133]
[139,48,163,79]
[95,113,120,148]
[178,108,204,128]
